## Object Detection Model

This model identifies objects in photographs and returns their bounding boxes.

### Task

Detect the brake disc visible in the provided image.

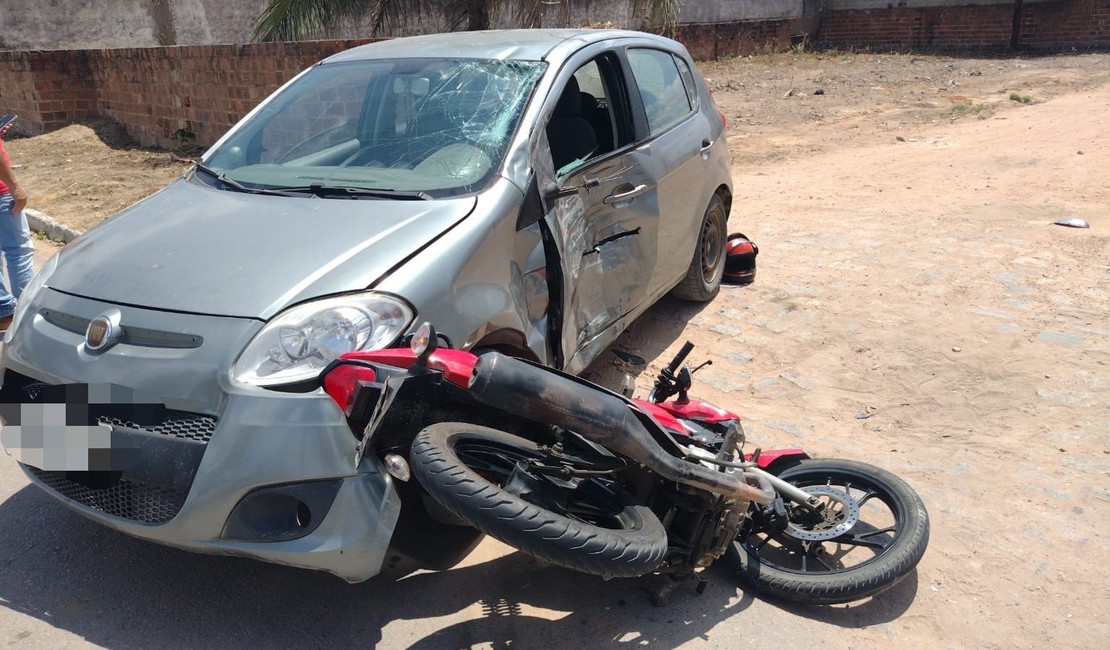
[785,485,861,541]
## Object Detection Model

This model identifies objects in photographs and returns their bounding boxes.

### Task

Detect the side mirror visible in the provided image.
[542,180,578,203]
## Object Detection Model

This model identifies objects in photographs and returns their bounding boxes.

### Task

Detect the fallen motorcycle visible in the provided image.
[322,324,929,605]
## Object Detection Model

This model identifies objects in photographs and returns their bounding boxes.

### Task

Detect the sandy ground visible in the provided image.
[1,52,1108,648]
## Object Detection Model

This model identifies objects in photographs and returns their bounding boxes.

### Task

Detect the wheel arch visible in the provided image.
[715,184,732,219]
[472,328,540,363]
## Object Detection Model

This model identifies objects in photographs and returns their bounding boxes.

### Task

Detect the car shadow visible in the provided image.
[0,481,919,647]
[580,296,718,391]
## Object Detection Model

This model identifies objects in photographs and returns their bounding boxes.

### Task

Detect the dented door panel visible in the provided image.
[536,140,660,373]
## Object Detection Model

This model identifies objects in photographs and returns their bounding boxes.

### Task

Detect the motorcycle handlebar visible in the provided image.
[664,342,695,376]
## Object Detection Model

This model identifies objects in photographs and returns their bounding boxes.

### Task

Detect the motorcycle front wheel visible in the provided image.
[729,458,929,605]
[410,423,668,579]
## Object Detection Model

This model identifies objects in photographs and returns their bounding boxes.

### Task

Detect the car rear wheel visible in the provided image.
[671,194,727,302]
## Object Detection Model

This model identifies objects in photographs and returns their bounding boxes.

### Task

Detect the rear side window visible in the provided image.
[673,55,699,112]
[627,48,693,135]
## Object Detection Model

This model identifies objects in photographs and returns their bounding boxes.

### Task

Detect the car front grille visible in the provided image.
[96,413,216,443]
[25,465,188,524]
[20,380,217,444]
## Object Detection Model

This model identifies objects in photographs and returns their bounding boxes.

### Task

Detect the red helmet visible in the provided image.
[723,233,758,285]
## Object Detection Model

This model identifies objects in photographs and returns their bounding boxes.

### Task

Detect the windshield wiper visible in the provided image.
[192,163,304,197]
[281,184,432,201]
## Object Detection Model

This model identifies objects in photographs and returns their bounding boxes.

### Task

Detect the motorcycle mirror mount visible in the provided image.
[411,321,438,367]
[676,367,693,402]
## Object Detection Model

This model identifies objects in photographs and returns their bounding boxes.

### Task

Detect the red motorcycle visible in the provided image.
[321,324,929,605]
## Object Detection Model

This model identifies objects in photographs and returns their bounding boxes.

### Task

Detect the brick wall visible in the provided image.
[0,39,375,147]
[1020,0,1110,49]
[676,18,798,60]
[0,50,98,130]
[817,0,1110,52]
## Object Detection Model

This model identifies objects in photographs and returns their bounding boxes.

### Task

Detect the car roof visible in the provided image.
[322,29,678,65]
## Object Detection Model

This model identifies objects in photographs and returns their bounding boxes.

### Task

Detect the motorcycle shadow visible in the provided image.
[0,482,918,648]
[394,556,920,649]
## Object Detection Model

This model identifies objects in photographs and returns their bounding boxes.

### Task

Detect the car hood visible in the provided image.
[48,179,476,319]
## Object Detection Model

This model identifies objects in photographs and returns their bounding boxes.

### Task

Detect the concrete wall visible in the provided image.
[829,0,1057,9]
[679,0,802,23]
[0,1,808,50]
[0,0,273,50]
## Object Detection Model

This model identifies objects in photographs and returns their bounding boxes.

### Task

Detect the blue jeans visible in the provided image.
[0,193,35,319]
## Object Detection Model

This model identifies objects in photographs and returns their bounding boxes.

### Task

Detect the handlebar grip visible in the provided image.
[665,341,695,375]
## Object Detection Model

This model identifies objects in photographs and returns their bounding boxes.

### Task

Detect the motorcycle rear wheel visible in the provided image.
[411,423,668,579]
[729,459,929,605]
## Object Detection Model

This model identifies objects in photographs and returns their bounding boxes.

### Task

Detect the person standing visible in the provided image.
[0,120,35,331]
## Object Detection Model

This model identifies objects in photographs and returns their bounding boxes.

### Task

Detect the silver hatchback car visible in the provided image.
[0,29,732,581]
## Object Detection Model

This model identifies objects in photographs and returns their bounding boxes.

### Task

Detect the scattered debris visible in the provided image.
[952,346,962,352]
[612,349,646,366]
[1053,217,1089,229]
[856,406,878,420]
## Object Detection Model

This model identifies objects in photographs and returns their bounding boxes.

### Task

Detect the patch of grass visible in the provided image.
[32,230,66,244]
[1009,92,1034,104]
[951,101,992,117]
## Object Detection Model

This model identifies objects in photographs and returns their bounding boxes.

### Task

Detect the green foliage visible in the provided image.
[1009,92,1034,104]
[253,0,684,42]
[254,0,402,42]
[170,126,196,148]
[951,101,991,117]
[631,0,684,36]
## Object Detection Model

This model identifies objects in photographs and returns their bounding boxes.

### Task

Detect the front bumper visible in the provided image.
[0,290,401,583]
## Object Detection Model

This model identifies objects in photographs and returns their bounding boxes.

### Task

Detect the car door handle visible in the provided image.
[700,139,714,157]
[603,184,650,205]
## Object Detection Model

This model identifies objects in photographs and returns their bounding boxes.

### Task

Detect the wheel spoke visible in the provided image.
[855,488,879,507]
[837,526,896,549]
[813,553,836,572]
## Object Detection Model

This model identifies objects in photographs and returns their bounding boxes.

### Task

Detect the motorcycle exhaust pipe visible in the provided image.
[468,353,774,504]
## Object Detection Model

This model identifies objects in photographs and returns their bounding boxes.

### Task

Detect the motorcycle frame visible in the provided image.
[322,344,815,573]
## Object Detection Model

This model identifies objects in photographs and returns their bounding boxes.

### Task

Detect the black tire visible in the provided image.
[410,423,668,579]
[729,459,929,605]
[671,194,727,301]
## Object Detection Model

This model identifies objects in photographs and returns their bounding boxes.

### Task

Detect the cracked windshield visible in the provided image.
[203,58,546,197]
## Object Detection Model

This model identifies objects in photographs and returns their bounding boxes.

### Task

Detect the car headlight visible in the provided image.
[5,252,59,343]
[231,293,413,387]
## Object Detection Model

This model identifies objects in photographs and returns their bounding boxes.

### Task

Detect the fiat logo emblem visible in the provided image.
[85,309,122,353]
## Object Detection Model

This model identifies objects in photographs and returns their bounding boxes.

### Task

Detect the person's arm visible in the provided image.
[0,139,28,214]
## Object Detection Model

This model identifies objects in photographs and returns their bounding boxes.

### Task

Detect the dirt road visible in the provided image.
[1,52,1107,648]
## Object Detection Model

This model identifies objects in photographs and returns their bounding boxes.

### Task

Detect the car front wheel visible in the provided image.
[671,194,727,302]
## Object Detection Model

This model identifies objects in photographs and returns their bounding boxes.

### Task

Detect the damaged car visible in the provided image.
[0,29,733,581]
